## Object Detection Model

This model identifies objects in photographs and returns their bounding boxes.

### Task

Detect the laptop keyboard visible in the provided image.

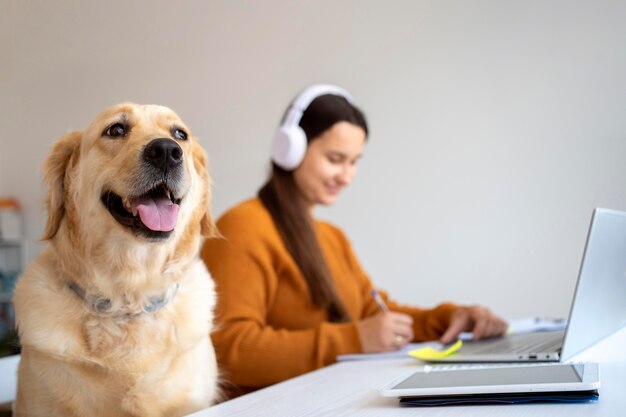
[426,361,569,372]
[466,331,564,355]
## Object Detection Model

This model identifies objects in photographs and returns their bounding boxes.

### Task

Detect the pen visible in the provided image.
[371,289,389,312]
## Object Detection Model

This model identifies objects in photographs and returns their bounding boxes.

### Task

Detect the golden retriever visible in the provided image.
[13,103,219,416]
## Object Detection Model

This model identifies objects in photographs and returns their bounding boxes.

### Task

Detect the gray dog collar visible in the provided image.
[68,281,179,318]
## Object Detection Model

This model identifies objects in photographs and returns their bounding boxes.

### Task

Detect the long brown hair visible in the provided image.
[259,93,368,322]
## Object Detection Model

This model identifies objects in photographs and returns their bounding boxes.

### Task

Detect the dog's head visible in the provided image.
[43,103,216,249]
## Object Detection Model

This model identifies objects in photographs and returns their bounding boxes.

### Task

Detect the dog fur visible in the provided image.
[13,103,219,416]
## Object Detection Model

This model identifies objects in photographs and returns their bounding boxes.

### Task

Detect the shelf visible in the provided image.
[0,239,23,277]
[0,210,21,357]
[0,239,23,247]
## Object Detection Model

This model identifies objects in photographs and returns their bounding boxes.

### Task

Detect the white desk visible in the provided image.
[188,326,626,417]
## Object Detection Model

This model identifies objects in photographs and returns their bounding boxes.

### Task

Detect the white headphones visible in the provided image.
[271,84,353,170]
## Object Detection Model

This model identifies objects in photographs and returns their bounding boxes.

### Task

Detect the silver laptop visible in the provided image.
[431,207,626,363]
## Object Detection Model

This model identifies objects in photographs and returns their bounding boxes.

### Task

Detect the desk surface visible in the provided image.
[189,326,626,417]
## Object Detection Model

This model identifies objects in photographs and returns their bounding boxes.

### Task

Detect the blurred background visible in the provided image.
[1,0,625,341]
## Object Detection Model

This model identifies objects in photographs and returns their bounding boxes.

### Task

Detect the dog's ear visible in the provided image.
[42,131,81,240]
[192,141,219,238]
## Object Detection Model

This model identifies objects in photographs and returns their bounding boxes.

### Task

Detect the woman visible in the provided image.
[201,84,507,397]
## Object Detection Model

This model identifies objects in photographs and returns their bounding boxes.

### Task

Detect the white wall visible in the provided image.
[2,0,625,320]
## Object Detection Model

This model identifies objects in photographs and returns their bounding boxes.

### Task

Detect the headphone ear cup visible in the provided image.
[271,125,307,170]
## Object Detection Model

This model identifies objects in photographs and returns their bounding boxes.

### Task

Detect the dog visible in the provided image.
[13,103,220,416]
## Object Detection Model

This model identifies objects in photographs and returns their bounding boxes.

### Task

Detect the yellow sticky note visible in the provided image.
[408,339,463,361]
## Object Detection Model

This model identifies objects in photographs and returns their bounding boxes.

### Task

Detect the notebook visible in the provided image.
[429,207,626,363]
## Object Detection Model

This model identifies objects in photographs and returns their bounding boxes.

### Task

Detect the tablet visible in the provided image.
[379,363,599,398]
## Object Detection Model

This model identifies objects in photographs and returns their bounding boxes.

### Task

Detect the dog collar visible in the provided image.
[68,281,179,318]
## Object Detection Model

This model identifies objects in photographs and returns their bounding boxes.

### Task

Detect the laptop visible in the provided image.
[430,207,626,363]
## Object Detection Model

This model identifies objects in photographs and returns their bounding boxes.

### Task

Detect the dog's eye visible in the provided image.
[104,123,128,138]
[172,128,188,141]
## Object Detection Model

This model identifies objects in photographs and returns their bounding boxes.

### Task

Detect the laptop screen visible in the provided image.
[561,208,626,361]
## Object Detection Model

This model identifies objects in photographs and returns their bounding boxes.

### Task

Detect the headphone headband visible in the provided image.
[289,84,353,113]
[272,84,353,170]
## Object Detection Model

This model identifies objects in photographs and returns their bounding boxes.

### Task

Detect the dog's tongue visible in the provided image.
[133,195,179,232]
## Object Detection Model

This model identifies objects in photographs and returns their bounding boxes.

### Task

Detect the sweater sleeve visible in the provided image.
[201,205,362,389]
[379,290,457,341]
[329,224,458,341]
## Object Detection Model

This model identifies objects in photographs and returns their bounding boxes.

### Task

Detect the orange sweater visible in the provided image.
[201,198,457,396]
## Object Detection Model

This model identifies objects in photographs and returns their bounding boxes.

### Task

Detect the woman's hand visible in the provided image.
[356,312,414,353]
[440,305,508,345]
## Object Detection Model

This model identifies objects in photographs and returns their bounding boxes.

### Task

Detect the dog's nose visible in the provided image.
[143,138,183,172]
